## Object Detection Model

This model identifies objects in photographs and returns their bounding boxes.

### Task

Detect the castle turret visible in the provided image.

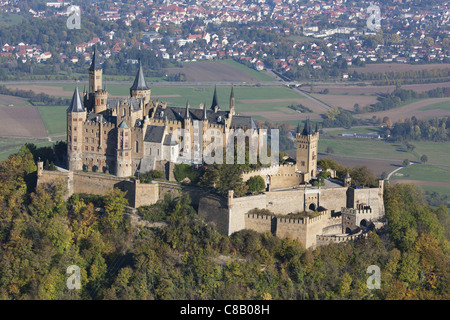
[116,120,132,177]
[296,118,319,182]
[344,171,352,187]
[67,87,86,171]
[130,59,151,105]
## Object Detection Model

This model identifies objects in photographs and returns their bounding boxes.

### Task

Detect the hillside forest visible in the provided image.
[0,145,448,300]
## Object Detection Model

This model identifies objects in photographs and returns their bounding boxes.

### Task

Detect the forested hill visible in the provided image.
[0,145,448,300]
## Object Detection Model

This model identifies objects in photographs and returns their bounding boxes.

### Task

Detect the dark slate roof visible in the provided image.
[163,134,177,146]
[210,85,219,111]
[130,60,149,91]
[89,46,102,71]
[302,118,313,136]
[144,125,165,143]
[230,115,255,129]
[151,105,254,129]
[67,87,85,113]
[86,113,117,125]
[105,97,142,112]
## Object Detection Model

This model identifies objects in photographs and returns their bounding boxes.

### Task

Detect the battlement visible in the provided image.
[316,232,367,243]
[342,207,373,215]
[277,217,305,225]
[246,213,273,221]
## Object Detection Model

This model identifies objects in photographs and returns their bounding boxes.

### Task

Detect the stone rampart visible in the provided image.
[245,214,273,234]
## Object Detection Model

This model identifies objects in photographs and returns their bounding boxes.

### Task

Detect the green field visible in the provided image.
[392,163,450,184]
[0,137,53,161]
[221,59,275,82]
[418,100,450,111]
[58,84,305,110]
[318,137,450,165]
[37,105,67,136]
[323,126,382,136]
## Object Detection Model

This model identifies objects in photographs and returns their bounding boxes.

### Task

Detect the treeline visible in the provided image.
[0,85,70,106]
[352,68,450,83]
[0,145,448,300]
[318,158,380,186]
[387,116,450,142]
[363,87,450,113]
[322,108,364,128]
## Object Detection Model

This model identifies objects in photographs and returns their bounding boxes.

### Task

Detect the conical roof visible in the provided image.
[302,118,312,135]
[202,103,208,120]
[185,101,190,119]
[130,59,149,91]
[67,87,85,113]
[89,46,102,71]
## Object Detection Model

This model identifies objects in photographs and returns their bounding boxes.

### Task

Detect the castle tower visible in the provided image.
[344,171,352,187]
[296,118,319,182]
[116,120,132,177]
[93,86,108,114]
[89,46,102,93]
[130,59,151,105]
[229,85,235,116]
[67,87,86,171]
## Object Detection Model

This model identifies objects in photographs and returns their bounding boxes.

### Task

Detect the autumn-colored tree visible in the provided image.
[102,188,128,231]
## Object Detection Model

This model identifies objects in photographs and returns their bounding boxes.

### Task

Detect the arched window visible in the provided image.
[135,141,139,153]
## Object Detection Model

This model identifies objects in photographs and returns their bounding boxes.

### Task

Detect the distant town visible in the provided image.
[0,0,449,81]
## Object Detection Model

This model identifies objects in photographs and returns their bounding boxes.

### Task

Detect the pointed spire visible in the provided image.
[315,122,318,133]
[202,102,208,121]
[89,46,101,71]
[67,87,85,113]
[130,58,149,92]
[210,85,219,111]
[185,101,190,119]
[229,85,235,110]
[296,122,301,134]
[302,118,312,135]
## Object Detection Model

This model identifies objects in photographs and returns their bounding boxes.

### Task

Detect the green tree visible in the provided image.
[247,176,266,194]
[420,154,428,163]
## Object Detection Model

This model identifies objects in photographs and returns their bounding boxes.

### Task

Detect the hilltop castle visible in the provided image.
[37,48,385,250]
[67,47,256,179]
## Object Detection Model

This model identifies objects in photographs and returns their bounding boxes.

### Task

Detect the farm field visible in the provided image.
[303,82,450,95]
[0,137,52,161]
[318,137,450,165]
[37,105,67,136]
[391,163,450,184]
[358,97,450,122]
[0,106,47,138]
[418,100,450,111]
[309,93,379,110]
[0,94,31,107]
[164,59,275,82]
